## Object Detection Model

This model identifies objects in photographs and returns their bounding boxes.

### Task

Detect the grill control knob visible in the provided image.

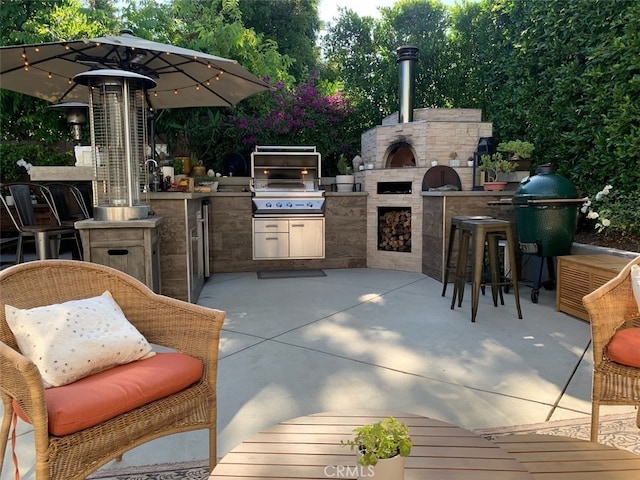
[306,201,314,208]
[266,202,272,208]
[275,202,283,208]
[286,202,293,208]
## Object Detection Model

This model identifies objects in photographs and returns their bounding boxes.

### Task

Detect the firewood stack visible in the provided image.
[378,209,411,252]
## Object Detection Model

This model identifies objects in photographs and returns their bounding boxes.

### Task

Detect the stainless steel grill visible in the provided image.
[251,146,324,216]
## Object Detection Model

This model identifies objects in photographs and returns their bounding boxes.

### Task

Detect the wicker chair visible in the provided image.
[0,260,226,480]
[582,255,640,442]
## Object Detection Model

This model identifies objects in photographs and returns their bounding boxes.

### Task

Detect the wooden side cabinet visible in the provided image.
[75,217,163,293]
[556,254,632,321]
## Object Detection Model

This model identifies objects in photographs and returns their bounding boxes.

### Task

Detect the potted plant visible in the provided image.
[497,140,534,171]
[191,154,206,177]
[479,153,518,191]
[335,154,355,192]
[342,417,413,479]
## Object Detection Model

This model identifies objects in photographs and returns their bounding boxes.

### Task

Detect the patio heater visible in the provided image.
[74,69,156,221]
[48,102,89,144]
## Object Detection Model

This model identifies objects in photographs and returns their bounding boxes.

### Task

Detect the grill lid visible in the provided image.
[513,164,579,204]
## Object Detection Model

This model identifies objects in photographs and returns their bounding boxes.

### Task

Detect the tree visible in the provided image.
[239,0,321,82]
[322,1,454,131]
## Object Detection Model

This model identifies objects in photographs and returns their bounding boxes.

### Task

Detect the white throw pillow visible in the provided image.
[631,264,640,313]
[5,291,154,388]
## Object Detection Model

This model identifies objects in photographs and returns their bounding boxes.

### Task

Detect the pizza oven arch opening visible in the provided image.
[385,141,416,168]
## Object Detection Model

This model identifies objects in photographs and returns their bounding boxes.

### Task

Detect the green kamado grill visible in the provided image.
[513,164,586,303]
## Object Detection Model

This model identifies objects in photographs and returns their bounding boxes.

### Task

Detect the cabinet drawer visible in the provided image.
[253,219,289,233]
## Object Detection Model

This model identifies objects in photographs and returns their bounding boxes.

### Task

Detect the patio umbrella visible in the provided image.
[0,29,270,109]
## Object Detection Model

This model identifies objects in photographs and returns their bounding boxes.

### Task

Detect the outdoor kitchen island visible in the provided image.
[207,190,367,273]
[422,190,516,282]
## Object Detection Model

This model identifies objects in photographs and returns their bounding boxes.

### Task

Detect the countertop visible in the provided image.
[421,190,516,197]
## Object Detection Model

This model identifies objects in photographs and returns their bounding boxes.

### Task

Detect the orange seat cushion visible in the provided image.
[606,327,640,368]
[14,352,203,436]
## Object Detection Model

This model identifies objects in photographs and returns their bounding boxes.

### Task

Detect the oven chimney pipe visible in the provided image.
[396,46,419,124]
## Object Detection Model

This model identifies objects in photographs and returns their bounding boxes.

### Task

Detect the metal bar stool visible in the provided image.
[442,215,493,297]
[450,230,503,309]
[452,218,522,322]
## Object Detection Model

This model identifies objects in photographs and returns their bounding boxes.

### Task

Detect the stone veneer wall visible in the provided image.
[149,197,202,302]
[209,193,367,273]
[359,168,427,273]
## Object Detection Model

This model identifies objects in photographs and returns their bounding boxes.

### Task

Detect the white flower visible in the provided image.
[595,191,604,201]
[16,159,33,174]
[602,185,613,194]
[601,218,611,227]
[586,211,599,219]
[580,200,591,214]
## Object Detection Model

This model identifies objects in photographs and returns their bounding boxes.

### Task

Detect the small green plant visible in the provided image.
[336,154,352,175]
[497,140,534,160]
[341,417,413,466]
[479,153,518,182]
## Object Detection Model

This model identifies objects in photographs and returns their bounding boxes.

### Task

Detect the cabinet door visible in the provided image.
[289,218,324,258]
[254,232,289,259]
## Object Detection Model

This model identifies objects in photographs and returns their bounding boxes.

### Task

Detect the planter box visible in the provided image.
[556,254,632,321]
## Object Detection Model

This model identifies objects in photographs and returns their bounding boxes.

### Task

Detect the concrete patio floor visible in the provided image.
[2,265,636,479]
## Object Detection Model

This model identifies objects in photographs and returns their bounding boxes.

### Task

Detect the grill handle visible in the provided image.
[524,197,588,205]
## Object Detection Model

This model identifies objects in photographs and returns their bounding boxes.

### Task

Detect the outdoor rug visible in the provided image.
[257,269,326,279]
[474,411,639,456]
[89,412,638,480]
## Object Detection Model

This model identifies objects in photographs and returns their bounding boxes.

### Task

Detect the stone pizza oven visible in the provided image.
[357,46,494,272]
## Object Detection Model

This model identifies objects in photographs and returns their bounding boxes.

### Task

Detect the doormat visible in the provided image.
[257,269,326,279]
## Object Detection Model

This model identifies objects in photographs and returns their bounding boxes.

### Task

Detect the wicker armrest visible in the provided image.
[0,341,49,437]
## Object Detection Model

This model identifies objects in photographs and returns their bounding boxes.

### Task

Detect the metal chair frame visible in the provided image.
[0,182,81,262]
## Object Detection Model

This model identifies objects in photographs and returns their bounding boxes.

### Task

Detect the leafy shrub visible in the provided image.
[0,144,74,182]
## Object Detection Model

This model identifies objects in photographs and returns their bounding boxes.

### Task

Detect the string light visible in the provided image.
[154,91,158,97]
[35,47,40,52]
[195,85,200,90]
[174,89,178,95]
[48,72,52,79]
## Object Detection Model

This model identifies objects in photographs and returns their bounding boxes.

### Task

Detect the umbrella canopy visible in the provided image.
[0,29,271,109]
